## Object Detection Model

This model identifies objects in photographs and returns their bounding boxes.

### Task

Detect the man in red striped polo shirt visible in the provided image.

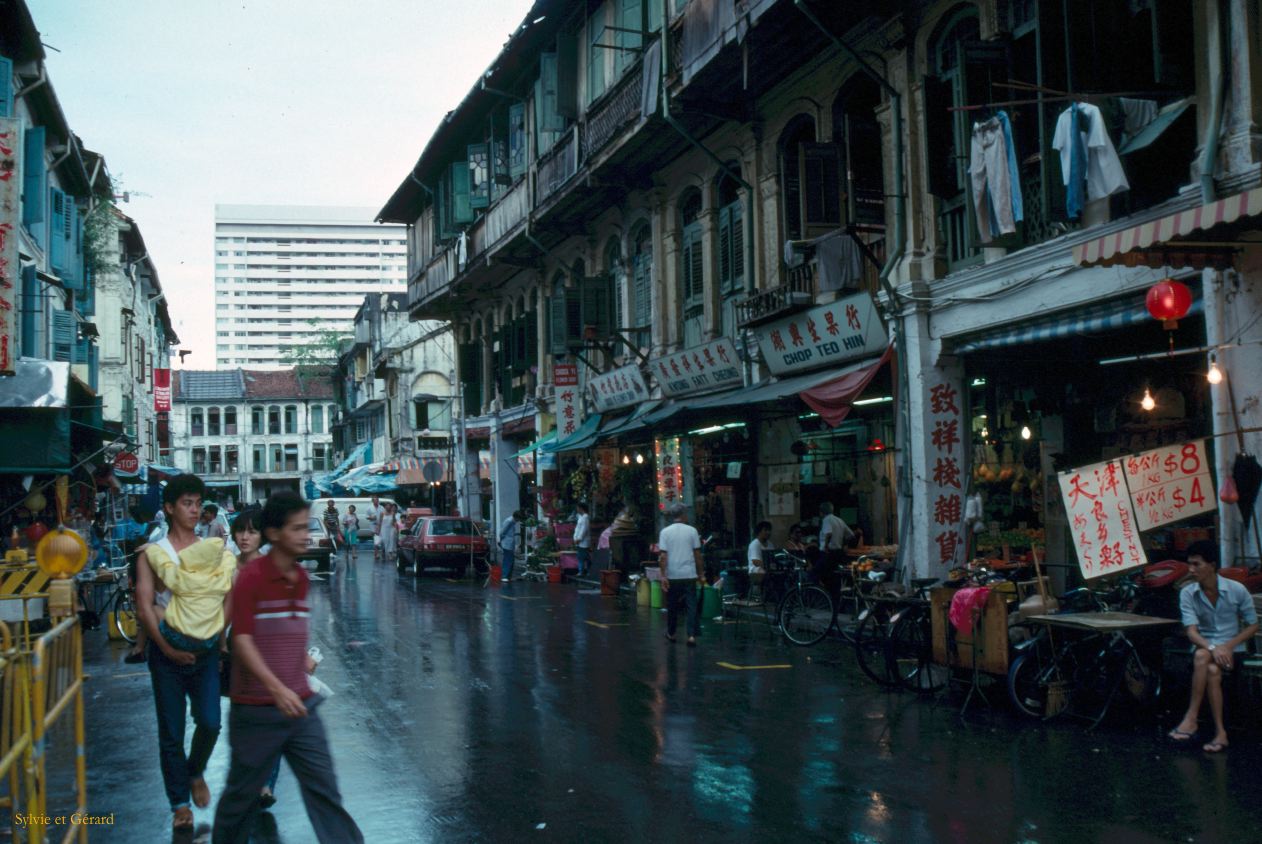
[212,492,362,844]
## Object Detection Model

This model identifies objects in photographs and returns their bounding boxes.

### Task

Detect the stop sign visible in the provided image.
[422,460,444,483]
[114,452,140,474]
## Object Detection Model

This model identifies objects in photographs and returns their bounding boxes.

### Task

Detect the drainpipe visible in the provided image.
[1200,0,1227,204]
[795,0,913,577]
[658,5,757,386]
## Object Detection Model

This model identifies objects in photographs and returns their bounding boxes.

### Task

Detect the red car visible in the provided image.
[398,516,489,575]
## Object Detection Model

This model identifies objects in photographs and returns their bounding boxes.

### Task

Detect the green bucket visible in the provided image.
[700,585,722,620]
[650,579,663,608]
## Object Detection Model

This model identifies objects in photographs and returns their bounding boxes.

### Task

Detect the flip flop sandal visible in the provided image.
[1203,741,1228,754]
[172,807,194,829]
[1167,728,1196,741]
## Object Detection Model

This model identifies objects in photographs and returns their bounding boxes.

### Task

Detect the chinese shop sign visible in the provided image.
[0,118,20,375]
[927,380,965,568]
[588,363,648,413]
[153,368,172,412]
[1123,440,1215,531]
[650,338,742,398]
[1058,459,1148,580]
[752,292,887,376]
[554,363,581,438]
[655,437,683,509]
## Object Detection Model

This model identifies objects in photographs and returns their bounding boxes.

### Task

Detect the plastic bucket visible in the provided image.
[489,564,502,582]
[547,566,564,583]
[600,569,621,596]
[701,585,722,619]
[650,580,663,608]
[637,578,651,606]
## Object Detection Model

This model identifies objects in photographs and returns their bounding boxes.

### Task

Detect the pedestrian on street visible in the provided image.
[573,503,591,577]
[658,502,703,646]
[321,499,341,557]
[369,495,384,561]
[816,503,855,598]
[134,473,237,831]
[1167,540,1259,754]
[379,502,400,562]
[201,504,228,541]
[340,506,360,563]
[212,491,363,843]
[499,510,524,582]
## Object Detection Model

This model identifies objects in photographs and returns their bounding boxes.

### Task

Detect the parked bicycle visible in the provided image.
[77,565,138,643]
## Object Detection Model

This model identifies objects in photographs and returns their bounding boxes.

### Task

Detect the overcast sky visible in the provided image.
[29,0,530,368]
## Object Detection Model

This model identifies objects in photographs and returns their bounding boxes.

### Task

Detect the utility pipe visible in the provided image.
[794,0,914,577]
[1200,0,1227,203]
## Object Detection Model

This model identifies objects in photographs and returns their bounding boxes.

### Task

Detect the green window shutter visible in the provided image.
[23,126,46,229]
[450,161,473,224]
[719,202,743,293]
[682,222,703,306]
[467,143,489,209]
[717,205,732,292]
[52,311,76,363]
[557,34,579,119]
[632,253,652,330]
[20,265,39,357]
[525,308,538,367]
[49,187,67,273]
[549,288,570,356]
[0,56,12,117]
[537,52,565,153]
[508,102,527,178]
[581,274,614,340]
[647,0,661,32]
[730,201,744,290]
[800,143,843,235]
[587,16,606,104]
[617,0,642,74]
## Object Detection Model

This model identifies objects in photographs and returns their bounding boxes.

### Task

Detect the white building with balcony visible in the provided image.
[214,204,407,369]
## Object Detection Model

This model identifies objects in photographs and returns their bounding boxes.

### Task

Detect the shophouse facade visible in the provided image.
[170,368,336,505]
[380,0,1262,584]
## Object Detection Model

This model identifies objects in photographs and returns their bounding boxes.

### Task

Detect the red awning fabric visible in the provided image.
[799,347,893,427]
[1073,187,1262,268]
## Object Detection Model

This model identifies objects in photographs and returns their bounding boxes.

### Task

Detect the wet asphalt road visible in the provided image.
[58,549,1262,843]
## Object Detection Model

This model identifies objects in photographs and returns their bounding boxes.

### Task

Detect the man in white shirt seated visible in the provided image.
[746,521,773,584]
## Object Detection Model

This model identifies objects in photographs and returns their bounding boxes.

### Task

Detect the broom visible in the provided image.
[1033,547,1071,716]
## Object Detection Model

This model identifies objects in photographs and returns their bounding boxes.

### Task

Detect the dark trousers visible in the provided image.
[576,546,592,575]
[148,642,222,810]
[666,578,700,638]
[212,701,362,844]
[813,549,847,600]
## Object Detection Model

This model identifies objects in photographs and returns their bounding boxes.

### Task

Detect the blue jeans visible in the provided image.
[576,546,592,575]
[267,757,282,792]
[501,548,515,579]
[148,639,222,810]
[666,578,701,638]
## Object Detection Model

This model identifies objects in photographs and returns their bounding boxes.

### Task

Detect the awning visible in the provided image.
[800,347,894,427]
[592,401,664,444]
[204,480,242,488]
[1118,98,1191,155]
[512,431,556,457]
[544,414,603,453]
[0,359,101,473]
[381,452,449,472]
[691,354,887,411]
[1073,187,1262,268]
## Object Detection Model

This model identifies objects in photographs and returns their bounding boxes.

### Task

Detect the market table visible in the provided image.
[1025,611,1180,631]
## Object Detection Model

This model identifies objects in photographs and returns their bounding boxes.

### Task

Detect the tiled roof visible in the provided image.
[175,370,245,400]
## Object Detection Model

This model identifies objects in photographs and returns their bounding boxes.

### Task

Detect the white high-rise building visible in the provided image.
[213,204,407,369]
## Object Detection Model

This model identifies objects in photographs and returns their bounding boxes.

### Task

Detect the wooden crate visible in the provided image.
[930,586,1011,675]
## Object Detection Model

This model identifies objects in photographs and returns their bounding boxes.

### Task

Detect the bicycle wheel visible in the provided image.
[778,586,834,646]
[853,603,899,687]
[1007,650,1052,718]
[112,588,139,644]
[889,608,948,694]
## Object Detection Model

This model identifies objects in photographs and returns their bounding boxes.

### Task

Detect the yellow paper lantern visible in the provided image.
[24,490,47,513]
[35,528,88,579]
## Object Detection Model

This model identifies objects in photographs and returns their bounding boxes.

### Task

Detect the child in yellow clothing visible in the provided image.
[145,535,237,642]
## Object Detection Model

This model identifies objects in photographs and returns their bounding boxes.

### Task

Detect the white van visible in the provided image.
[313,496,399,541]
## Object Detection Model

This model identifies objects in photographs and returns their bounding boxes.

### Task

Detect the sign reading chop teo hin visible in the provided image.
[587,363,648,413]
[650,338,743,398]
[753,292,887,376]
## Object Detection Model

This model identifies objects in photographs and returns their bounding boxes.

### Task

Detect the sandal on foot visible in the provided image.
[190,778,210,808]
[1203,740,1228,754]
[172,807,194,829]
[686,637,697,647]
[1167,728,1196,741]
[259,790,277,810]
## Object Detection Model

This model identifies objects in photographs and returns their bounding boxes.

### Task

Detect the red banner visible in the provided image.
[0,117,21,376]
[154,368,172,412]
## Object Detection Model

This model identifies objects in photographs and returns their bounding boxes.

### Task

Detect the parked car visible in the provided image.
[398,516,488,575]
[301,515,334,573]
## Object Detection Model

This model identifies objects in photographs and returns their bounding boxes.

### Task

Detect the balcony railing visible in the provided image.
[584,62,644,160]
[482,177,530,253]
[407,247,456,311]
[736,263,816,327]
[536,125,581,207]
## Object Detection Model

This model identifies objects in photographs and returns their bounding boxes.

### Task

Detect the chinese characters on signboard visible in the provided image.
[927,381,965,569]
[554,363,581,438]
[153,369,172,412]
[0,118,21,376]
[1058,459,1147,579]
[1123,440,1215,531]
[752,292,887,376]
[588,363,647,413]
[649,338,743,398]
[655,437,683,510]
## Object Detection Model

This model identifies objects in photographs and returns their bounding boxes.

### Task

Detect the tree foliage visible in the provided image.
[280,319,349,368]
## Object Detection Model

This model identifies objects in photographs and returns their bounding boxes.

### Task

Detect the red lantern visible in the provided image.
[25,522,48,544]
[1145,279,1193,325]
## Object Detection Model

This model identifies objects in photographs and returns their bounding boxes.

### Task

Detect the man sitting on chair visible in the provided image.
[1168,540,1258,754]
[746,521,774,585]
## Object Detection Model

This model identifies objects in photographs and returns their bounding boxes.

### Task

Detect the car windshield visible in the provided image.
[428,519,476,537]
[308,517,323,533]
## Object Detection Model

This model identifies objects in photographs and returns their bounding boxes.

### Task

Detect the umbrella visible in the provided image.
[1232,452,1262,534]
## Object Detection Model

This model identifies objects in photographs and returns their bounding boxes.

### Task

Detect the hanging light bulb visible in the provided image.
[1207,353,1224,385]
[621,454,630,465]
[635,453,645,465]
[1141,389,1156,411]
[980,425,990,438]
[1020,425,1032,441]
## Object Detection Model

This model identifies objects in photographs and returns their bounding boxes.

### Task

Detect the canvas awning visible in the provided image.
[543,414,603,453]
[1073,187,1262,268]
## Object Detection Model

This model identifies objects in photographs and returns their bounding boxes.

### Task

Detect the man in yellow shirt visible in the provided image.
[136,473,237,831]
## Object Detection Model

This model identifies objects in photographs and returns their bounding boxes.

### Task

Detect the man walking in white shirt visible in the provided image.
[658,503,703,646]
[816,503,855,598]
[573,503,592,577]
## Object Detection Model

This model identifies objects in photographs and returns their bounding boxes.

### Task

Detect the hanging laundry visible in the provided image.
[968,111,1024,242]
[1118,97,1158,147]
[812,230,864,292]
[1053,102,1129,219]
